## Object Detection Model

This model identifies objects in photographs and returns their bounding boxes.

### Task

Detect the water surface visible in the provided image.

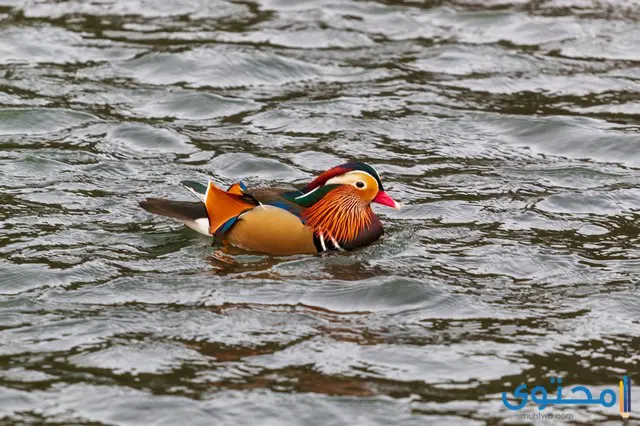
[1,0,639,424]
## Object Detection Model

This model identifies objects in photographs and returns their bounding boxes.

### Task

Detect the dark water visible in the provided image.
[1,0,640,424]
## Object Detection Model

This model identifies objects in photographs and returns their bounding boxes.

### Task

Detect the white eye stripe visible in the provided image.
[325,171,377,187]
[346,170,375,180]
[368,165,380,180]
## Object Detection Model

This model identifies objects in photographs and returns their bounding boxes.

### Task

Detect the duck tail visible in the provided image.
[139,181,256,235]
[138,198,211,235]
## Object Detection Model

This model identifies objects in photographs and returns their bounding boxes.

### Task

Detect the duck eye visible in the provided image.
[355,181,365,188]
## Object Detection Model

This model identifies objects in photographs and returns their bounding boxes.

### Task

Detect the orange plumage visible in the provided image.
[204,181,254,234]
[302,186,373,243]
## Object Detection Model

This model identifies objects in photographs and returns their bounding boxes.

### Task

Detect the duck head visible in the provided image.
[300,162,400,209]
[284,162,399,249]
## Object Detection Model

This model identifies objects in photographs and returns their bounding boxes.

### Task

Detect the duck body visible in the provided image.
[139,162,399,255]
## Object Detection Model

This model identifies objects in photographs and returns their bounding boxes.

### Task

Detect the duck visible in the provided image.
[139,162,400,255]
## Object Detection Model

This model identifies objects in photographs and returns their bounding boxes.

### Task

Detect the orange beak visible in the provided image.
[372,191,401,209]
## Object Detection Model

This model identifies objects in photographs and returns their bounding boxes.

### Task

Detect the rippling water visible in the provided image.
[1,0,640,424]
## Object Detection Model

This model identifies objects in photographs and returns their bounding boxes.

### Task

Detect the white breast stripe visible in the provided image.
[319,233,327,251]
[330,236,343,251]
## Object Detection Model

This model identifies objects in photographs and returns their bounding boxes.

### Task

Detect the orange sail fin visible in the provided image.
[226,182,245,195]
[204,181,256,234]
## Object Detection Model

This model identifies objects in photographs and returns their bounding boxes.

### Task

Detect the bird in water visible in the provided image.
[139,162,400,256]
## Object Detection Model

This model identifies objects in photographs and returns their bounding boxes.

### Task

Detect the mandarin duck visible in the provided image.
[139,162,400,255]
